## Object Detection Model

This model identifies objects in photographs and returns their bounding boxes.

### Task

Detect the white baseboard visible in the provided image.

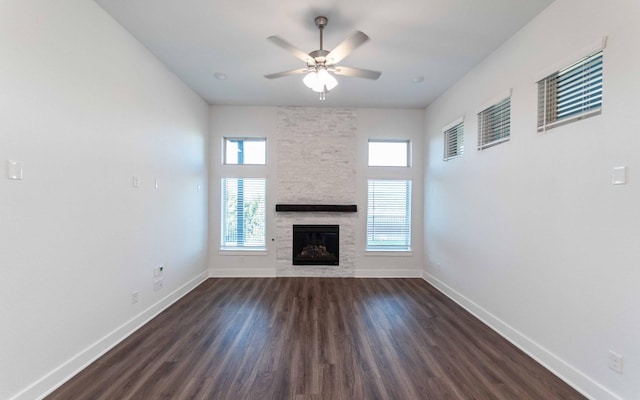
[355,269,423,278]
[208,268,421,278]
[12,271,208,400]
[422,272,621,400]
[209,267,276,277]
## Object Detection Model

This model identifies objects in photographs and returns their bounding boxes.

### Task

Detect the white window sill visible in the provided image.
[219,248,267,256]
[365,249,413,257]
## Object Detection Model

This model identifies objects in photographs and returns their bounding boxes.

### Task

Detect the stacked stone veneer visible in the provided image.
[276,107,357,277]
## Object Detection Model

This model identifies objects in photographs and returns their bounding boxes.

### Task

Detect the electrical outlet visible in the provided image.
[609,351,623,374]
[131,291,139,304]
[153,279,163,291]
[7,160,23,180]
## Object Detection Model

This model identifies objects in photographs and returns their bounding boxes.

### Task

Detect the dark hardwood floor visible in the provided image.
[47,278,587,400]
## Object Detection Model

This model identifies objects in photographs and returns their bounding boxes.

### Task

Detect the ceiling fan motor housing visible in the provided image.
[314,16,328,29]
[308,49,329,68]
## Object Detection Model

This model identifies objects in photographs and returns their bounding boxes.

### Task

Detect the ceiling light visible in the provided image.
[214,72,227,80]
[303,66,338,99]
[412,76,424,83]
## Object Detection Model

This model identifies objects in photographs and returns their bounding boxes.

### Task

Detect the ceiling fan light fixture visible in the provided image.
[265,16,380,100]
[303,67,338,93]
[303,71,319,89]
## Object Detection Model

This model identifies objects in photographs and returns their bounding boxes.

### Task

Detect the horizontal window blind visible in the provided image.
[478,97,511,150]
[444,122,464,160]
[537,50,603,132]
[222,178,266,249]
[367,180,412,251]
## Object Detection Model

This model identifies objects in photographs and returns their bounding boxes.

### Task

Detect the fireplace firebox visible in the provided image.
[292,225,339,265]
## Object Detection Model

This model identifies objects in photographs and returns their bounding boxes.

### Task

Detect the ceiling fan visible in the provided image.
[264,16,382,100]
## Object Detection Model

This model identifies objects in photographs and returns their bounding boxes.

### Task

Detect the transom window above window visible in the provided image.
[537,50,603,132]
[224,138,266,165]
[368,140,410,167]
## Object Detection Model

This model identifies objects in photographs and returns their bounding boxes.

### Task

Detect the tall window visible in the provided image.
[368,140,410,167]
[221,178,265,249]
[443,120,464,160]
[222,136,267,250]
[224,138,266,165]
[367,180,412,251]
[478,97,511,150]
[537,50,603,132]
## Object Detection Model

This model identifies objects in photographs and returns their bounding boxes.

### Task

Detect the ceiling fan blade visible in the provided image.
[332,66,381,80]
[267,36,315,65]
[264,68,309,79]
[326,31,369,65]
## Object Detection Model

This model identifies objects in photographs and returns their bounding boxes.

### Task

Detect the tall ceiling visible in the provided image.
[95,0,554,109]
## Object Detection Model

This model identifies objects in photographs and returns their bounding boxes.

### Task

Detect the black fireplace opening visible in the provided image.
[293,225,339,265]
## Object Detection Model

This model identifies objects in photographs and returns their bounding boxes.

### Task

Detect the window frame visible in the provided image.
[221,177,266,251]
[477,96,511,151]
[223,137,267,165]
[366,179,412,252]
[443,118,464,161]
[537,50,603,133]
[367,139,411,167]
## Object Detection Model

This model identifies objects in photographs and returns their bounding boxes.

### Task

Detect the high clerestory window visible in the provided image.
[537,50,603,132]
[478,96,511,150]
[443,119,464,160]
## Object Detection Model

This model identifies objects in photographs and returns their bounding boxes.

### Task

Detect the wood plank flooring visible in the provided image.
[47,278,587,400]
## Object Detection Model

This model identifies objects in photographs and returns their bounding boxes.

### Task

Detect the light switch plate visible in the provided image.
[7,160,23,180]
[612,166,626,185]
[132,175,140,188]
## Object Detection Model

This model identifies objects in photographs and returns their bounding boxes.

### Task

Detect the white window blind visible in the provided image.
[367,180,412,251]
[478,97,510,150]
[537,50,603,132]
[444,121,464,160]
[221,178,266,249]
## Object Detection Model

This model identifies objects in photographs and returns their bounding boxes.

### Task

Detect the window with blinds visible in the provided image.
[367,180,412,251]
[537,50,603,132]
[221,178,266,249]
[478,97,511,150]
[443,121,464,160]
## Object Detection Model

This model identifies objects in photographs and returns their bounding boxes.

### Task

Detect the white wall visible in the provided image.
[209,106,424,277]
[209,106,278,276]
[356,108,425,277]
[423,1,640,399]
[0,1,210,399]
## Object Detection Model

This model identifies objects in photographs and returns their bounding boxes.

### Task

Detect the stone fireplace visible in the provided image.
[275,107,357,276]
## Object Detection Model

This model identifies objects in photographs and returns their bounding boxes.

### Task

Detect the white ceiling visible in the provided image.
[94,0,554,109]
